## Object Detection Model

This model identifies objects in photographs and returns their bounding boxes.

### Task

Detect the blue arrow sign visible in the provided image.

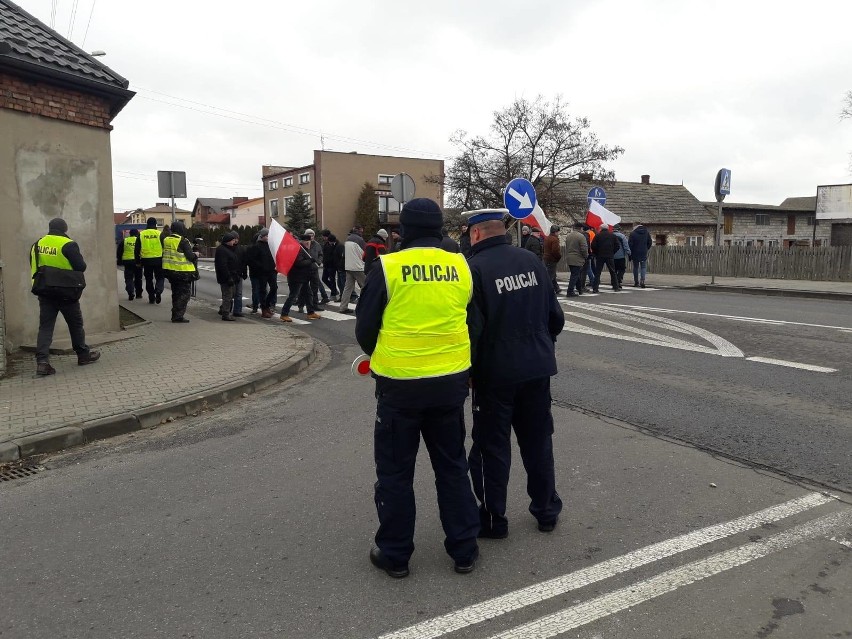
[587,187,607,207]
[503,178,537,220]
[719,169,731,196]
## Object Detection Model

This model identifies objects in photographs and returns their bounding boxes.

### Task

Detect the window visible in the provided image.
[269,199,279,218]
[378,174,394,185]
[378,195,400,214]
[755,214,770,226]
[768,240,778,247]
[787,214,796,235]
[299,172,310,184]
[686,236,704,247]
[723,212,733,235]
[806,216,815,226]
[268,180,278,191]
[284,196,294,212]
[283,176,293,187]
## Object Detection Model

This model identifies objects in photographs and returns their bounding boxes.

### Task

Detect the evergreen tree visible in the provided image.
[354,182,379,238]
[285,190,314,236]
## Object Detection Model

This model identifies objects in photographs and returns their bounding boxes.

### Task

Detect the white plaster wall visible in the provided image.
[0,109,120,352]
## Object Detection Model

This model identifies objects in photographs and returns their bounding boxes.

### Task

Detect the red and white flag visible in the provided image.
[519,203,555,233]
[267,219,302,275]
[585,199,621,230]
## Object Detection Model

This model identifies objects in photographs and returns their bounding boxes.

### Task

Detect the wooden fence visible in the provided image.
[644,246,852,281]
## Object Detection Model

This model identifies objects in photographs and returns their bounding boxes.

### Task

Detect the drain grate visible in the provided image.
[0,464,46,482]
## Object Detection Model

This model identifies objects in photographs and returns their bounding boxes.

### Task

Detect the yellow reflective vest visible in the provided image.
[370,248,472,380]
[162,235,196,273]
[139,229,163,259]
[121,236,138,261]
[30,235,73,277]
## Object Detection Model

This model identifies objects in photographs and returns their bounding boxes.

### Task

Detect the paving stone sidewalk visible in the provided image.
[0,277,315,462]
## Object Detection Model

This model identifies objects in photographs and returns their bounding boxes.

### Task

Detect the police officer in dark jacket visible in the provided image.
[463,208,565,538]
[356,198,480,578]
[590,225,621,292]
[116,228,143,301]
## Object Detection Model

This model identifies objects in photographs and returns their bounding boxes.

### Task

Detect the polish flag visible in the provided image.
[519,203,555,233]
[585,199,621,230]
[267,219,302,275]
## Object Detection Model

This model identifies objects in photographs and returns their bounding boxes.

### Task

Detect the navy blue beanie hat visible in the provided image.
[399,198,443,245]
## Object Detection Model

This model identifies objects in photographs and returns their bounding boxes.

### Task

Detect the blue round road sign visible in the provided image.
[503,178,537,220]
[587,187,607,207]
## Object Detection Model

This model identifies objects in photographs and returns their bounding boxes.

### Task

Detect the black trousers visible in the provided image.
[593,257,619,290]
[468,377,562,534]
[142,259,164,300]
[374,397,480,566]
[122,262,143,297]
[567,264,582,293]
[322,265,338,296]
[258,272,278,311]
[36,296,90,361]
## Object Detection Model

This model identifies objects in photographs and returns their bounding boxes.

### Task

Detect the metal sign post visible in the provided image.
[157,170,188,225]
[390,173,416,223]
[711,168,731,285]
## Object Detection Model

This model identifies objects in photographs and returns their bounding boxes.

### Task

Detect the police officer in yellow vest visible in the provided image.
[355,198,480,578]
[29,217,100,376]
[116,228,143,301]
[139,216,165,304]
[161,220,198,323]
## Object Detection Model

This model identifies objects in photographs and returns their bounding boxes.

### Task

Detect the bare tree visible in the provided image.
[435,96,623,223]
[842,90,852,120]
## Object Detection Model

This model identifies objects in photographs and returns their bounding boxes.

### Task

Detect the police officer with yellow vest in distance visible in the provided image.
[161,220,198,323]
[139,216,165,304]
[29,217,100,376]
[355,198,480,578]
[116,228,143,301]
[463,208,565,539]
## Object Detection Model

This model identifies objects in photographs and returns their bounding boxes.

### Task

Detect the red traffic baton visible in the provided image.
[351,354,371,377]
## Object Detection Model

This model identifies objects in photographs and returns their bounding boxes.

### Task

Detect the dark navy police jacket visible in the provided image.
[467,235,564,386]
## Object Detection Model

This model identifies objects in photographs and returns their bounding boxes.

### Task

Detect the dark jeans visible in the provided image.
[142,259,164,300]
[122,263,143,297]
[336,271,346,299]
[593,257,619,290]
[249,275,262,310]
[468,377,562,533]
[36,296,89,362]
[322,265,338,296]
[231,278,244,315]
[545,262,560,293]
[374,399,480,566]
[614,257,627,284]
[567,264,582,293]
[579,256,595,291]
[633,259,648,284]
[281,281,316,316]
[298,267,327,307]
[260,272,278,310]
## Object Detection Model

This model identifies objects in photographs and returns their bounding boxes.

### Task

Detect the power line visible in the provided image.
[81,0,96,48]
[50,0,56,28]
[66,0,79,40]
[114,170,260,189]
[131,86,452,160]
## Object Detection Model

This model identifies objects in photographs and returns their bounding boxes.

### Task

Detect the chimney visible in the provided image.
[578,172,593,181]
[641,174,650,185]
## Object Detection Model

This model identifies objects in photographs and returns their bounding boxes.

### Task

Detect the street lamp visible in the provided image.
[90,50,106,57]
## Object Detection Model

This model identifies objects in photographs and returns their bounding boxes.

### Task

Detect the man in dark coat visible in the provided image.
[629,223,653,287]
[525,227,543,260]
[214,232,241,320]
[246,228,278,317]
[440,227,460,253]
[463,208,565,538]
[321,232,339,297]
[279,234,321,321]
[459,224,471,257]
[363,229,389,275]
[590,225,621,292]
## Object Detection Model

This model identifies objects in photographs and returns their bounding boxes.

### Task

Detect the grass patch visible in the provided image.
[119,306,146,328]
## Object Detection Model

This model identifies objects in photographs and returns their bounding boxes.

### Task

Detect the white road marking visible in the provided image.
[489,509,852,639]
[375,493,832,639]
[564,301,744,357]
[830,536,852,549]
[315,310,356,321]
[601,303,852,333]
[745,357,838,373]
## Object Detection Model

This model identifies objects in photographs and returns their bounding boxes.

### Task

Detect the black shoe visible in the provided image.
[633,282,639,287]
[566,292,578,297]
[340,308,354,314]
[77,350,101,366]
[454,547,479,574]
[640,282,646,288]
[592,289,599,293]
[369,547,409,578]
[171,318,190,323]
[251,307,258,314]
[314,305,326,312]
[321,298,330,305]
[478,527,508,539]
[149,297,155,304]
[155,293,161,304]
[128,294,134,301]
[36,362,56,376]
[537,519,557,533]
[298,307,305,314]
[222,315,236,321]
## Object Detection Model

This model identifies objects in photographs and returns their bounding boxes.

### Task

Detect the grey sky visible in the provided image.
[18,0,852,212]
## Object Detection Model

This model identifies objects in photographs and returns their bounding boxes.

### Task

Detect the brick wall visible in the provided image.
[0,71,113,130]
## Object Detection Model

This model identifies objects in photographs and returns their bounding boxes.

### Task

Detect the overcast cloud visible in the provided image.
[17,0,852,211]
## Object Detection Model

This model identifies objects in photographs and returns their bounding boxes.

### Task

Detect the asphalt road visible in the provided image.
[1,272,849,638]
